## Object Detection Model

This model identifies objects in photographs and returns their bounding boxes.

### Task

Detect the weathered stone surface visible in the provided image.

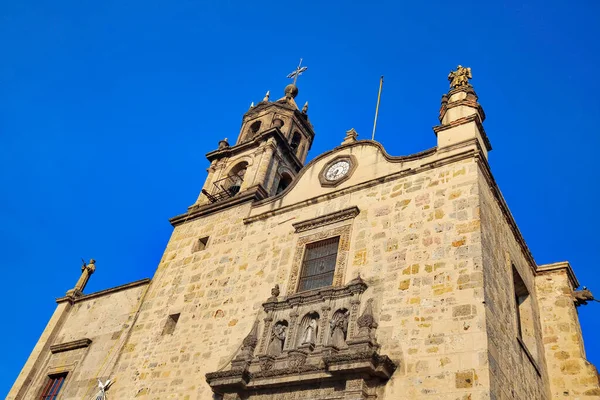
[8,81,598,400]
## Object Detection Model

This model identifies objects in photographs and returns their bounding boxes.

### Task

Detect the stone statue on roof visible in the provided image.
[448,65,472,88]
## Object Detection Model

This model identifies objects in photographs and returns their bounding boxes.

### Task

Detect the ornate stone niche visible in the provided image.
[205,277,397,400]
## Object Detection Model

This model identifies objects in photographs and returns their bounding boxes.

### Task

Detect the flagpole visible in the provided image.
[372,75,384,140]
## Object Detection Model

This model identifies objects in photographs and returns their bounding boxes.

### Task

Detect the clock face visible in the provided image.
[325,160,351,181]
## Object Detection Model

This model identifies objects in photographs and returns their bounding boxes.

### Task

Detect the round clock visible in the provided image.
[325,160,351,181]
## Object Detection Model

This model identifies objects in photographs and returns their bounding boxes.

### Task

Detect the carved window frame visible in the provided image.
[33,363,78,400]
[287,224,352,295]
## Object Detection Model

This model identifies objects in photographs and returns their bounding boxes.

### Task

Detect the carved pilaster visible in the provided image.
[258,316,273,354]
[284,308,300,352]
[318,305,331,347]
[347,299,361,340]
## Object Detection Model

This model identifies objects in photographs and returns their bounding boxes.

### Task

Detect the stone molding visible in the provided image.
[172,185,269,226]
[291,207,360,233]
[205,126,306,168]
[248,140,437,211]
[433,113,492,151]
[56,278,150,305]
[536,261,579,289]
[245,143,477,224]
[474,155,540,277]
[265,277,368,312]
[49,338,92,354]
[318,154,358,188]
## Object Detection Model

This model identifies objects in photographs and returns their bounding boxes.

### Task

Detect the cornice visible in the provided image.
[56,278,151,304]
[205,127,304,171]
[245,144,479,223]
[50,338,92,354]
[433,113,492,151]
[249,140,437,211]
[243,101,315,138]
[291,207,360,233]
[171,185,268,226]
[474,155,540,276]
[536,261,579,289]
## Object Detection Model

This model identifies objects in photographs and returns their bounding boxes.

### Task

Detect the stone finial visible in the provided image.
[356,298,377,338]
[342,128,359,145]
[263,91,270,102]
[284,84,299,99]
[302,101,308,114]
[348,273,364,286]
[574,287,598,306]
[448,65,472,88]
[239,320,259,358]
[268,284,280,301]
[249,101,255,109]
[218,138,230,149]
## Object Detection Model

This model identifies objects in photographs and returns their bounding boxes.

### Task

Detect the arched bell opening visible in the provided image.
[290,131,302,157]
[224,162,248,196]
[275,173,293,195]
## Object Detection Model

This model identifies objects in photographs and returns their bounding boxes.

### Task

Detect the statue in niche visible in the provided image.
[330,310,349,348]
[301,317,319,346]
[267,321,287,356]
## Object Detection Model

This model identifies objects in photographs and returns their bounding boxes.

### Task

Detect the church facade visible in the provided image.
[8,67,600,399]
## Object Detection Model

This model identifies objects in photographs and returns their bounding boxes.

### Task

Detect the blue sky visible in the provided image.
[1,0,599,396]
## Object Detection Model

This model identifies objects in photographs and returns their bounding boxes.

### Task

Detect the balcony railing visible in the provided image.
[201,172,244,203]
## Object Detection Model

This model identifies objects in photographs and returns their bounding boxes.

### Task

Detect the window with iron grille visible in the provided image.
[40,373,67,400]
[297,237,340,292]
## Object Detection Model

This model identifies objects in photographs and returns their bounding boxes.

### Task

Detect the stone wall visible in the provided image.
[478,169,549,399]
[8,281,149,400]
[11,141,598,400]
[536,263,600,398]
[108,150,496,399]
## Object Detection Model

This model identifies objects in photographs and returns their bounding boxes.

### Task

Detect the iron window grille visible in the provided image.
[297,236,340,292]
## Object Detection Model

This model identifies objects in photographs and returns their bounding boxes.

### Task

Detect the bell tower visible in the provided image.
[191,82,315,209]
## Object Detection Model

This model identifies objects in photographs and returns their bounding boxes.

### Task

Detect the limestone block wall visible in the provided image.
[15,282,148,400]
[478,171,549,399]
[535,264,600,398]
[108,156,497,399]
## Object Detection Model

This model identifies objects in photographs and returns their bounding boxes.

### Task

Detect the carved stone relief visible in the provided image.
[205,277,397,400]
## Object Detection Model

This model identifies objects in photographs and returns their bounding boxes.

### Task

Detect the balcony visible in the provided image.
[201,172,244,203]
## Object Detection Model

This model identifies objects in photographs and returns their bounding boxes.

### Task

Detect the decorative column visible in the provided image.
[250,138,276,191]
[347,299,361,340]
[258,316,273,355]
[318,305,331,348]
[284,308,300,352]
[66,259,96,298]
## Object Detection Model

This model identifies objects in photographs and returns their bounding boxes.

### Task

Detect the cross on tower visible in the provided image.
[286,58,308,85]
